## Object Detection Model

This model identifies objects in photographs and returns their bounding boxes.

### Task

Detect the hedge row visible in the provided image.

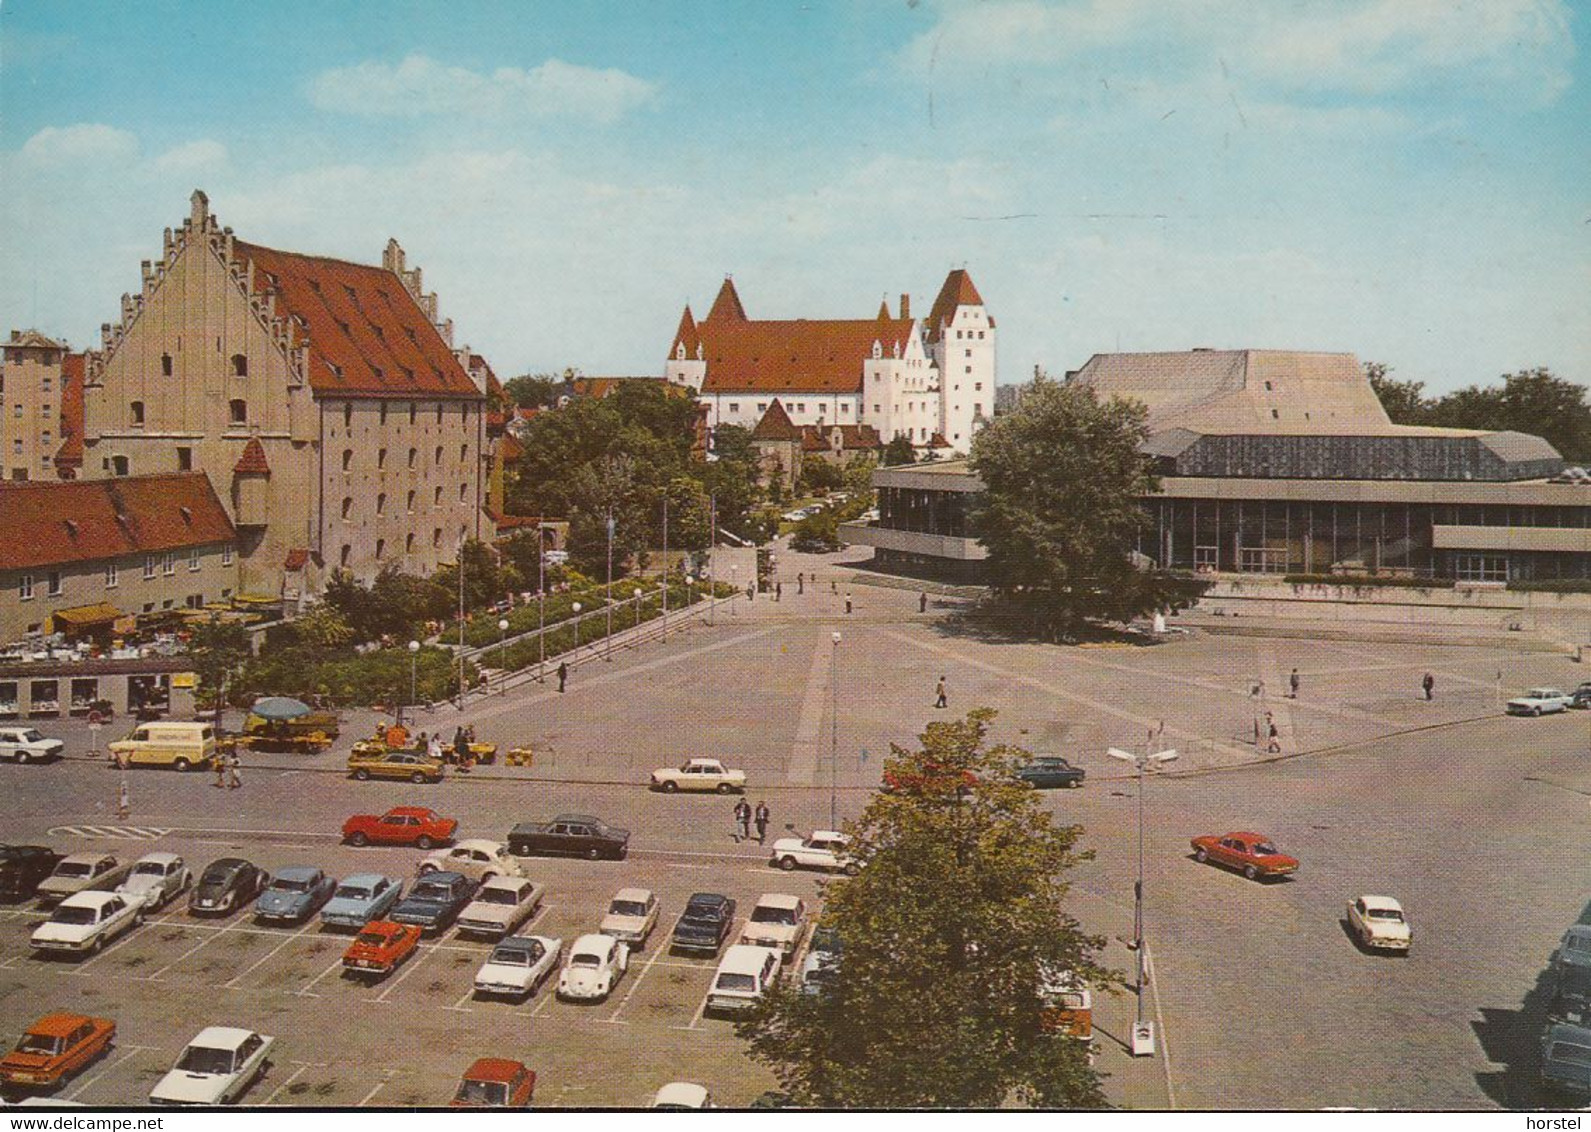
[1510,579,1591,594]
[489,583,730,673]
[1281,573,1456,590]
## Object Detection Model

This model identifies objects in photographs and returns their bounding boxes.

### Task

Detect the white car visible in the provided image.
[148,1027,274,1106]
[557,933,629,1002]
[1507,688,1574,716]
[1347,895,1412,952]
[30,891,144,955]
[0,727,64,763]
[118,852,192,910]
[769,831,859,875]
[600,887,659,948]
[418,839,525,883]
[473,934,562,999]
[650,758,747,794]
[653,1082,713,1109]
[741,893,808,959]
[456,876,544,939]
[707,944,782,1015]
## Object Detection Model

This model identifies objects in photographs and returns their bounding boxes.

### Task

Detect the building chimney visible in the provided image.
[899,294,910,320]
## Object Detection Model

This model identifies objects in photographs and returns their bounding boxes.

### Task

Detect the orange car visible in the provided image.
[451,1057,536,1108]
[0,1012,116,1091]
[342,920,422,980]
[1190,831,1299,881]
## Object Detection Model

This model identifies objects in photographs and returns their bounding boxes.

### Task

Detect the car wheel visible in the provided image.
[173,757,192,772]
[1193,847,1208,864]
[843,862,861,877]
[661,781,679,794]
[586,847,601,861]
[779,856,798,871]
[1243,865,1259,881]
[416,836,435,850]
[354,769,371,781]
[15,751,30,765]
[717,783,736,795]
[349,832,369,847]
[411,772,427,784]
[1535,706,1543,717]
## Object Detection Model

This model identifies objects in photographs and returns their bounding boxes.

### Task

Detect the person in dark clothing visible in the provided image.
[845,592,853,614]
[920,591,928,613]
[776,581,783,602]
[454,727,469,766]
[1422,671,1435,701]
[754,801,770,844]
[797,573,804,595]
[557,662,569,693]
[1288,668,1301,698]
[935,676,948,709]
[733,799,752,843]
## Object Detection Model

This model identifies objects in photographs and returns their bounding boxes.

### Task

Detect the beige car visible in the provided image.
[418,840,524,883]
[600,888,659,948]
[740,893,808,960]
[650,758,747,795]
[107,721,215,771]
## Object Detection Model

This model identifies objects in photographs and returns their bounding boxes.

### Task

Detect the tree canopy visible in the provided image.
[1367,363,1590,463]
[738,709,1114,1108]
[969,380,1206,638]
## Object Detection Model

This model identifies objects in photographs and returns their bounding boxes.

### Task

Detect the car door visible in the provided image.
[1349,898,1366,934]
[565,823,594,855]
[0,730,17,759]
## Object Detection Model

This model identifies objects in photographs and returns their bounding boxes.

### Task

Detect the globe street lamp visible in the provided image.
[1106,742,1179,1057]
[633,588,644,634]
[406,639,420,726]
[685,575,696,630]
[829,631,841,830]
[571,601,582,652]
[497,618,509,695]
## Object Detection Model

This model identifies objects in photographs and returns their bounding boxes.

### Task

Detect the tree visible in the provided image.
[1428,368,1591,463]
[502,373,570,408]
[712,423,756,465]
[432,539,502,614]
[290,605,355,650]
[969,381,1207,639]
[881,435,917,466]
[798,458,844,495]
[739,710,1115,1108]
[187,616,250,718]
[789,508,841,553]
[1364,362,1430,424]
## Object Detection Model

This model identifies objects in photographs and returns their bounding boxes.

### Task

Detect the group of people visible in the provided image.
[732,798,772,844]
[371,721,481,771]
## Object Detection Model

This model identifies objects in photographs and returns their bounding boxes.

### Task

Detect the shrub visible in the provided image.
[1510,579,1591,594]
[1281,573,1455,590]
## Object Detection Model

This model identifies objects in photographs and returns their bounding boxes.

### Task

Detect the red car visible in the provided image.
[342,806,458,849]
[881,759,978,796]
[451,1057,536,1108]
[1190,831,1299,881]
[0,1012,116,1091]
[342,920,422,979]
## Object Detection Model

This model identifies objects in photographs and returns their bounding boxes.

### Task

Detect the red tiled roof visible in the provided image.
[54,352,85,469]
[698,310,915,394]
[499,431,525,461]
[0,473,236,572]
[750,399,802,441]
[927,432,954,449]
[925,269,984,344]
[284,548,310,571]
[232,437,270,475]
[800,423,882,452]
[707,279,747,322]
[233,241,481,401]
[672,306,700,357]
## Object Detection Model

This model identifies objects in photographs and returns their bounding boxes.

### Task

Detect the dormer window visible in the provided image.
[871,341,882,359]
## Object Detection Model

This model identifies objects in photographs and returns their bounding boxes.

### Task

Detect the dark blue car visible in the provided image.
[1017,757,1086,789]
[389,870,477,934]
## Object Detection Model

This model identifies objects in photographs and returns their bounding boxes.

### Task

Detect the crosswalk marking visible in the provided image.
[46,824,172,840]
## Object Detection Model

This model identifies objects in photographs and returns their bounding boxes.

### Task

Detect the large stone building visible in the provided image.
[81,191,491,604]
[843,349,1591,584]
[1,330,85,482]
[664,269,994,454]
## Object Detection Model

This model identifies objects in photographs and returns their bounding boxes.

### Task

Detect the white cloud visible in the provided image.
[152,139,229,174]
[19,123,139,166]
[307,53,658,123]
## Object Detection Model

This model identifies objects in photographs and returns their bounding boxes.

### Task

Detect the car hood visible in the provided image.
[323,896,378,917]
[675,918,723,937]
[744,922,799,942]
[601,913,649,935]
[393,897,451,918]
[256,891,310,914]
[36,876,84,893]
[0,1050,57,1073]
[460,901,517,925]
[149,1069,232,1105]
[477,961,535,985]
[33,921,95,944]
[769,838,806,854]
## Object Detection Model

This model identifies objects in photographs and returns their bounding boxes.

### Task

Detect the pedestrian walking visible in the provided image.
[733,799,752,843]
[1422,671,1435,701]
[797,573,804,595]
[845,592,853,615]
[747,582,755,601]
[1288,668,1301,698]
[212,752,227,788]
[776,581,783,602]
[226,751,242,789]
[830,579,837,594]
[116,778,130,820]
[557,661,568,693]
[1266,714,1281,754]
[427,733,444,764]
[920,591,928,613]
[754,800,770,844]
[454,727,469,767]
[934,676,948,709]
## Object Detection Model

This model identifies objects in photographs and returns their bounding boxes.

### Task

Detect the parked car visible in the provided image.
[800,926,841,997]
[320,874,403,930]
[347,748,445,783]
[0,845,63,903]
[1346,894,1412,952]
[0,1013,115,1092]
[419,839,523,882]
[451,1058,536,1108]
[1548,925,1591,1024]
[769,831,859,875]
[30,891,144,956]
[652,1082,712,1109]
[508,814,630,860]
[1572,685,1591,710]
[456,876,544,939]
[1542,1022,1591,1098]
[389,870,477,934]
[254,867,336,924]
[1507,688,1574,716]
[1017,756,1086,789]
[741,894,808,960]
[473,935,562,1000]
[599,888,659,949]
[188,858,266,917]
[1038,970,1094,1044]
[148,1027,273,1106]
[106,721,215,771]
[1190,832,1300,881]
[341,920,422,980]
[707,944,782,1015]
[672,892,737,955]
[342,806,457,849]
[117,852,192,910]
[650,758,747,794]
[542,549,569,566]
[35,853,132,905]
[557,933,629,1001]
[0,727,64,764]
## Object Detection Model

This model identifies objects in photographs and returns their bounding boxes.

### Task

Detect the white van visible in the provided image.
[706,944,781,1016]
[107,721,216,771]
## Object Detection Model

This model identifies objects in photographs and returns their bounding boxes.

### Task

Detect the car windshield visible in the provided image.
[610,900,648,917]
[271,877,311,893]
[751,906,796,926]
[683,903,721,923]
[1569,935,1591,956]
[334,884,373,901]
[1550,1041,1591,1067]
[717,973,757,991]
[570,952,602,968]
[176,1046,235,1075]
[490,944,537,967]
[52,907,98,925]
[412,881,452,901]
[56,862,93,878]
[15,1033,64,1056]
[1367,908,1404,922]
[20,730,43,743]
[201,863,240,885]
[479,888,520,906]
[133,862,167,877]
[1253,843,1279,856]
[455,1080,508,1105]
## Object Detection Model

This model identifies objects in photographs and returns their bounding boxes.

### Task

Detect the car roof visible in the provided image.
[810,830,845,841]
[553,813,601,823]
[755,893,803,909]
[59,852,112,865]
[58,891,117,908]
[450,838,501,853]
[571,932,614,952]
[274,866,322,881]
[202,857,251,872]
[28,1013,100,1038]
[413,870,467,884]
[338,873,392,888]
[655,1082,709,1106]
[721,944,780,971]
[495,935,545,951]
[463,1057,529,1083]
[685,757,721,765]
[613,887,652,902]
[386,806,439,819]
[187,1026,260,1051]
[479,875,531,891]
[685,892,729,907]
[133,851,182,866]
[1359,895,1404,911]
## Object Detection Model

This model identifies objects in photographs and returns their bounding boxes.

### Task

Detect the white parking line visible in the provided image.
[63,917,158,976]
[292,953,348,998]
[218,920,314,988]
[365,941,440,1003]
[515,989,556,1019]
[605,922,676,1023]
[359,1069,397,1107]
[62,1043,159,1103]
[261,1061,325,1106]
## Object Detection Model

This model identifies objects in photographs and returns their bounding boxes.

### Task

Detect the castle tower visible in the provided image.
[925,269,995,450]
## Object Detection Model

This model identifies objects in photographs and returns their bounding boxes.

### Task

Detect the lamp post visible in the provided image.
[708,493,716,627]
[685,575,696,628]
[605,510,615,661]
[1106,741,1179,1057]
[730,565,738,617]
[829,631,841,830]
[571,602,582,652]
[537,529,547,684]
[633,588,643,635]
[497,618,509,695]
[407,639,420,724]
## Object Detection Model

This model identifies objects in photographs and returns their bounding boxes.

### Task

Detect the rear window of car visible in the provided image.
[716,973,757,991]
[1550,1041,1591,1067]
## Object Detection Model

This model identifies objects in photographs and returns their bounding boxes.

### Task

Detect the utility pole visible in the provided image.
[605,510,615,661]
[537,526,546,683]
[830,632,841,830]
[457,534,466,707]
[1107,739,1178,1057]
[661,495,669,636]
[708,493,716,627]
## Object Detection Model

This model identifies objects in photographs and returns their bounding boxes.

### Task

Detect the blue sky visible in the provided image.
[3,0,1586,393]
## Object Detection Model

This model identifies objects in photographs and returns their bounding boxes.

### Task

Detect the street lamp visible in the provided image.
[1106,742,1179,1057]
[730,565,739,618]
[407,639,420,725]
[829,631,841,830]
[685,575,696,627]
[605,511,615,661]
[571,601,582,652]
[497,618,509,695]
[633,588,643,634]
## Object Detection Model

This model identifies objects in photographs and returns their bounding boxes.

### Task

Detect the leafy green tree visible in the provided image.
[970,381,1207,639]
[712,423,756,465]
[739,709,1114,1108]
[503,372,570,408]
[432,539,502,614]
[187,616,250,718]
[291,605,355,649]
[1427,368,1590,463]
[798,458,845,495]
[1364,362,1430,424]
[842,453,879,497]
[881,435,917,466]
[789,508,841,553]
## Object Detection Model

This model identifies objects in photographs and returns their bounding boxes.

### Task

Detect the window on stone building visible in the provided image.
[408,448,417,468]
[46,571,61,597]
[458,483,467,502]
[1271,409,1280,419]
[974,383,982,391]
[189,547,200,572]
[229,399,247,425]
[343,403,353,429]
[406,490,416,513]
[222,545,233,566]
[434,486,442,506]
[111,456,129,477]
[379,403,389,425]
[376,493,387,515]
[378,448,388,469]
[185,594,203,609]
[231,354,248,377]
[728,403,739,413]
[434,446,443,466]
[131,401,145,425]
[342,449,353,472]
[161,353,173,376]
[177,448,192,471]
[341,497,353,520]
[105,562,118,588]
[436,405,444,423]
[340,545,352,568]
[161,552,175,576]
[143,556,155,580]
[460,443,468,463]
[409,403,417,425]
[375,539,385,560]
[433,528,442,548]
[757,403,767,413]
[406,534,416,554]
[18,574,33,601]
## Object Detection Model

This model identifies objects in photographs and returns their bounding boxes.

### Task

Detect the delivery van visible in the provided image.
[107,721,216,771]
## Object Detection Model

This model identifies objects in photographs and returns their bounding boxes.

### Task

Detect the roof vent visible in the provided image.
[64,519,78,537]
[179,505,193,523]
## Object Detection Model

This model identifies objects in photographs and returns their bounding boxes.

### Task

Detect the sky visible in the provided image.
[2,0,1587,394]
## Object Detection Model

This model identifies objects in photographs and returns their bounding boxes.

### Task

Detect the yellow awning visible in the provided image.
[50,603,123,628]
